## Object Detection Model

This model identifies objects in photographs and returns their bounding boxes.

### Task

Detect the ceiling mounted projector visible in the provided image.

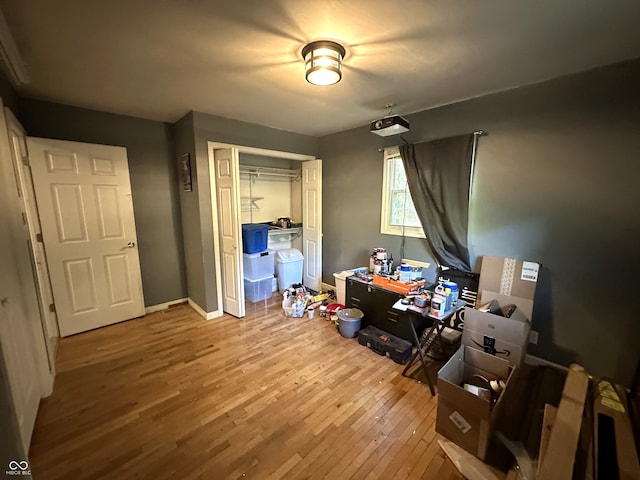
[370,115,410,136]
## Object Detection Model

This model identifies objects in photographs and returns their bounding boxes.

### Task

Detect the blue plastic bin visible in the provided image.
[242,224,269,254]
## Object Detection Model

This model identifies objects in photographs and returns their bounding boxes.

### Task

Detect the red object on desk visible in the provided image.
[372,275,425,295]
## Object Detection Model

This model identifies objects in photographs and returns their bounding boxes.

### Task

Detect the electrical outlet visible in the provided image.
[529,330,539,345]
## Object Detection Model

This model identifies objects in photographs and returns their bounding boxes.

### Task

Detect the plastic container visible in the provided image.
[282,293,306,317]
[244,274,273,302]
[242,224,268,254]
[243,250,274,280]
[333,270,356,305]
[430,293,448,317]
[444,281,459,306]
[398,264,411,282]
[337,308,364,338]
[275,248,304,292]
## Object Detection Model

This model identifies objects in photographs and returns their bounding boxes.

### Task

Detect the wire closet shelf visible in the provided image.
[239,165,301,181]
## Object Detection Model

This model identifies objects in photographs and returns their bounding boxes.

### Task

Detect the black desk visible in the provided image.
[394,300,466,395]
[346,277,431,343]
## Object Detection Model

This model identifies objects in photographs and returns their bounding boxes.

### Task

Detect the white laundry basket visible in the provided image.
[275,248,304,292]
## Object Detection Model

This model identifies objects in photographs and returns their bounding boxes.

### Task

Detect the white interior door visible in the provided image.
[302,159,322,291]
[0,101,49,454]
[214,148,244,317]
[27,137,145,336]
[5,108,58,371]
[0,262,42,455]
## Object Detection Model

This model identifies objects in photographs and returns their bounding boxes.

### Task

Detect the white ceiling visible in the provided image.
[2,0,640,136]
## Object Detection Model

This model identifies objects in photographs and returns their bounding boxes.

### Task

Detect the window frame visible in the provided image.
[380,147,426,238]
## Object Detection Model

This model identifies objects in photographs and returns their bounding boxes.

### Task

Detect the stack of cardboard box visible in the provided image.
[436,256,539,461]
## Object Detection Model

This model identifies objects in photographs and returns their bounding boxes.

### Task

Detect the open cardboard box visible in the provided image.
[463,300,531,367]
[463,256,540,367]
[436,256,540,462]
[437,345,516,462]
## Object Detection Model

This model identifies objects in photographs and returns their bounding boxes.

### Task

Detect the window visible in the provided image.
[380,147,425,238]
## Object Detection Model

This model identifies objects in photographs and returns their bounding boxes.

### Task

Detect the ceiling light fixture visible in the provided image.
[302,40,345,86]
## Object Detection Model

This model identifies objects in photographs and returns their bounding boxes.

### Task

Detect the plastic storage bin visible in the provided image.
[244,274,273,302]
[242,224,268,254]
[333,267,368,305]
[275,248,304,292]
[243,250,274,280]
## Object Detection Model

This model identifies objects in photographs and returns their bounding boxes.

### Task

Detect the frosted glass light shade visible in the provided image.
[302,41,345,86]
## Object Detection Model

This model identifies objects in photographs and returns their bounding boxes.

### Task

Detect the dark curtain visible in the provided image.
[399,134,474,271]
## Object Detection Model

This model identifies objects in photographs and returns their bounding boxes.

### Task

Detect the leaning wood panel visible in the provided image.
[538,363,589,480]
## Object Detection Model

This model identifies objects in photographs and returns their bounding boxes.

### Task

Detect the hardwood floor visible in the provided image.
[29,294,465,479]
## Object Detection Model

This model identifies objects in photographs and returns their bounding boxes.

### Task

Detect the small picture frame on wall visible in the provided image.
[180,152,192,192]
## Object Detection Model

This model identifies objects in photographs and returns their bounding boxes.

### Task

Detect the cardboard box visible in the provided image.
[463,306,530,367]
[436,256,539,462]
[463,256,540,367]
[436,345,515,461]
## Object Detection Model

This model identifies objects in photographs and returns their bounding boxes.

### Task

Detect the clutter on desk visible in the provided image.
[372,274,426,295]
[437,266,480,307]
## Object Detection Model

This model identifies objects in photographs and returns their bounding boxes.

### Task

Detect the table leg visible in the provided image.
[402,316,437,395]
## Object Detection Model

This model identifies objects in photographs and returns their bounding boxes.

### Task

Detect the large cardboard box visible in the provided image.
[463,306,530,367]
[464,256,540,367]
[436,345,515,461]
[436,256,539,460]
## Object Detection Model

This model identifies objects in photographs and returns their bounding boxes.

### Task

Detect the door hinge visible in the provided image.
[36,233,44,243]
[22,155,30,166]
[49,303,56,313]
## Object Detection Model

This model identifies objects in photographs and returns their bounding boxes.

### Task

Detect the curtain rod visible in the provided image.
[377,130,487,152]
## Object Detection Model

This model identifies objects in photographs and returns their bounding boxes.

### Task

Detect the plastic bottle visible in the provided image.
[430,293,447,318]
[444,281,459,308]
[373,259,382,275]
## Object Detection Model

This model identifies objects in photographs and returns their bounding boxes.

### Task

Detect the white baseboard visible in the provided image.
[188,298,223,320]
[145,298,188,314]
[322,282,335,291]
[524,353,568,371]
[206,309,224,320]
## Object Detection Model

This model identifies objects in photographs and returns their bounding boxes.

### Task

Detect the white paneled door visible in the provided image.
[27,138,144,336]
[214,148,244,318]
[302,159,322,292]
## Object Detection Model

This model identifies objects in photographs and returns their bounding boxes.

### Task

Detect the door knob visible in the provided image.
[122,242,136,250]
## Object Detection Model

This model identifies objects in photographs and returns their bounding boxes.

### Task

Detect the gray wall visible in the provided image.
[173,113,206,309]
[18,99,187,307]
[320,59,640,386]
[179,111,318,313]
